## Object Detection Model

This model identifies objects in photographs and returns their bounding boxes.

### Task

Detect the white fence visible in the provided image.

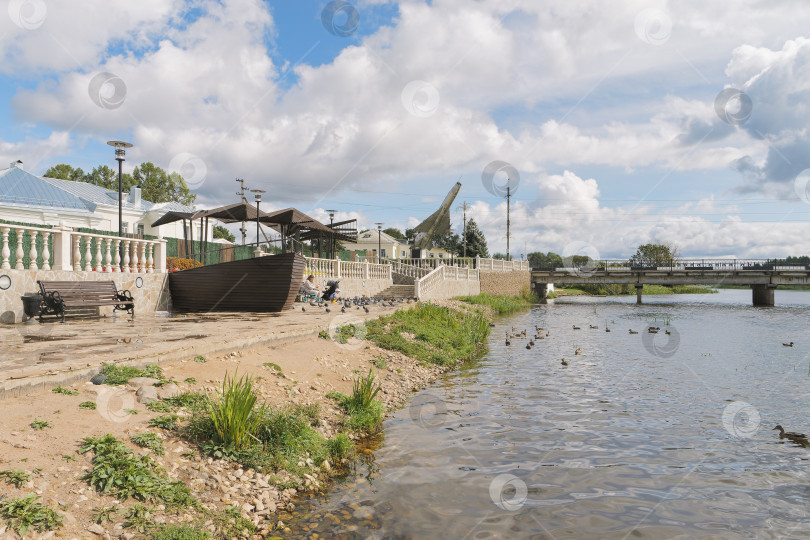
[390,259,432,280]
[414,264,479,299]
[0,224,167,273]
[305,257,392,280]
[392,256,528,272]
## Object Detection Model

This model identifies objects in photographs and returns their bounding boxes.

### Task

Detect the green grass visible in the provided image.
[0,494,62,536]
[456,293,535,314]
[92,505,118,524]
[100,363,163,385]
[124,408,139,415]
[364,303,490,366]
[184,377,197,384]
[204,371,265,450]
[326,433,355,461]
[30,419,51,430]
[263,362,283,375]
[79,401,97,410]
[152,524,212,540]
[51,386,78,396]
[370,355,387,370]
[163,392,207,411]
[131,433,165,456]
[328,369,385,433]
[79,434,196,507]
[0,469,31,488]
[194,355,207,363]
[146,401,175,413]
[148,415,180,430]
[123,503,153,533]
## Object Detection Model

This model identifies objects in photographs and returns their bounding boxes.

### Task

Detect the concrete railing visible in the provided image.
[476,257,529,272]
[414,264,480,299]
[390,260,432,279]
[305,257,392,280]
[393,256,528,271]
[0,224,167,273]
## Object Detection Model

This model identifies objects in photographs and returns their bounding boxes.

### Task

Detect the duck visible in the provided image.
[773,425,809,445]
[589,324,598,329]
[505,339,511,346]
[525,343,532,350]
[648,327,659,334]
[529,340,535,346]
[561,358,568,366]
[605,327,611,333]
[783,342,794,347]
[629,329,638,334]
[546,331,550,337]
[665,330,671,335]
[572,325,581,330]
[574,347,582,355]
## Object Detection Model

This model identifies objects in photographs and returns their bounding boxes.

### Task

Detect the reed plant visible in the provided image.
[205,371,265,450]
[457,293,534,315]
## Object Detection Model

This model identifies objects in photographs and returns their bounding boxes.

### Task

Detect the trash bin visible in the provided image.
[21,294,43,320]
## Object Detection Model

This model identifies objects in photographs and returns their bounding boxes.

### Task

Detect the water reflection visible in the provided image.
[286,290,810,539]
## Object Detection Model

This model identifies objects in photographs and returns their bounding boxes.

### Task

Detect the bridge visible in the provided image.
[531,259,810,306]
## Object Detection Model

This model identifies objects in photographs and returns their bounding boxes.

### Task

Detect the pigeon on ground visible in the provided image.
[325,307,331,313]
[301,306,306,312]
[364,306,370,313]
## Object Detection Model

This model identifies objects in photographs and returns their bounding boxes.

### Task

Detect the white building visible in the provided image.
[342,229,451,260]
[0,161,210,240]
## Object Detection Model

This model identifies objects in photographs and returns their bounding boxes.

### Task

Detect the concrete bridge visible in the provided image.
[531,259,810,306]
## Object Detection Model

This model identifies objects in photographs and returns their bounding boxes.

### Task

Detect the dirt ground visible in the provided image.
[0,323,450,540]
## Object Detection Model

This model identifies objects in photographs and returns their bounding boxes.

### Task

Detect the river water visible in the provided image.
[285,290,810,539]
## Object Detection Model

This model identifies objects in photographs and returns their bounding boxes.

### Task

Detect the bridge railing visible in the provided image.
[532,259,810,273]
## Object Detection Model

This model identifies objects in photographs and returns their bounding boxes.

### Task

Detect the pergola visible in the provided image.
[151,203,357,263]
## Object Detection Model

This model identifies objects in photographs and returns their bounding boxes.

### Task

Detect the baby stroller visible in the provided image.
[322,280,340,302]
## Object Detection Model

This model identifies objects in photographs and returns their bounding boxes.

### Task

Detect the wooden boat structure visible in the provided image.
[151,203,357,313]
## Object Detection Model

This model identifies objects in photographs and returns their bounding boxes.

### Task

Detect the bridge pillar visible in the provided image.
[635,284,643,305]
[751,284,776,306]
[534,282,548,304]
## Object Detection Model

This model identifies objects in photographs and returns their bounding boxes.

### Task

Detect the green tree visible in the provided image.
[212,225,235,242]
[528,251,563,269]
[132,163,196,206]
[43,163,85,182]
[629,243,679,268]
[464,219,489,258]
[383,227,405,240]
[492,253,507,260]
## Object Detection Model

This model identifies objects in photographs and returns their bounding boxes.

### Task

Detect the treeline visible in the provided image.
[44,163,196,206]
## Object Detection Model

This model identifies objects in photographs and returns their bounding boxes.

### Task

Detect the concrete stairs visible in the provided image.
[374,284,415,299]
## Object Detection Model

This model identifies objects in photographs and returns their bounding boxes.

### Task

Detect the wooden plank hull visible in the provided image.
[168,253,306,312]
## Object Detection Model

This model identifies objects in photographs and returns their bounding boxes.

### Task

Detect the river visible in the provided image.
[284,289,810,539]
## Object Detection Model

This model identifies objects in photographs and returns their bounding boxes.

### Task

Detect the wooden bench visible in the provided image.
[37,280,134,323]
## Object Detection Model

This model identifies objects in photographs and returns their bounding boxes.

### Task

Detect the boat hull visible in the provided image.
[168,252,306,312]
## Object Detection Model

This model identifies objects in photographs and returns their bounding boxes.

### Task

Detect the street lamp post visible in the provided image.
[251,189,265,255]
[375,222,383,263]
[325,209,337,259]
[106,140,133,271]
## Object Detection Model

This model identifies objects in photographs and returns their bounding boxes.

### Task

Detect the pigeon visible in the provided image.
[325,307,331,313]
[301,306,306,312]
[341,307,346,313]
[364,306,370,313]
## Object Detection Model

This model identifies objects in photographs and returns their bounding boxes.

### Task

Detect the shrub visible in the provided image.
[153,525,212,540]
[100,363,163,385]
[52,386,78,396]
[148,415,180,430]
[79,401,97,410]
[131,433,165,456]
[167,257,203,271]
[326,433,354,461]
[0,469,31,488]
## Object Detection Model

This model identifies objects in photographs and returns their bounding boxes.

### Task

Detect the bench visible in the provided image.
[37,280,134,323]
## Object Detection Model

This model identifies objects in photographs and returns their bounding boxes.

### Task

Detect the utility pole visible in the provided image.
[506,186,511,262]
[456,200,468,258]
[235,179,248,245]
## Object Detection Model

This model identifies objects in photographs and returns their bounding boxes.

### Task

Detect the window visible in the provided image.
[438,253,444,258]
[122,222,129,234]
[381,248,386,257]
[137,224,145,236]
[401,250,406,257]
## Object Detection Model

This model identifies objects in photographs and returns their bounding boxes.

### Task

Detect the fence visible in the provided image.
[535,258,808,272]
[414,264,479,299]
[392,256,528,271]
[0,224,166,273]
[304,257,392,280]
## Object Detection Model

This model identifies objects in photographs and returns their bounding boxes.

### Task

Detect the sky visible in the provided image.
[2,0,810,260]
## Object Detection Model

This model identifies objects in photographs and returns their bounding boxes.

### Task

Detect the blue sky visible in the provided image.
[2,0,810,259]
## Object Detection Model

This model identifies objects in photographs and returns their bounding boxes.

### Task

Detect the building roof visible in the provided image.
[0,166,94,212]
[0,164,196,215]
[353,230,402,244]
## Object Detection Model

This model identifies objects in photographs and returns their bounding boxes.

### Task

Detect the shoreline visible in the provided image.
[0,301,493,539]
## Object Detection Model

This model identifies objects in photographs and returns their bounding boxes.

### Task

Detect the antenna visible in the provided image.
[506,186,511,262]
[235,179,248,245]
[455,200,468,258]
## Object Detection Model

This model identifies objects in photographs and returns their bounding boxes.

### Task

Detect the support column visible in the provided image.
[751,284,776,306]
[636,284,643,305]
[534,282,548,304]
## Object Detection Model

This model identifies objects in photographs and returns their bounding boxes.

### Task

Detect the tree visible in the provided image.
[492,253,507,260]
[42,162,195,206]
[133,163,196,206]
[629,242,680,268]
[464,219,489,258]
[383,227,405,240]
[528,251,563,269]
[213,225,235,243]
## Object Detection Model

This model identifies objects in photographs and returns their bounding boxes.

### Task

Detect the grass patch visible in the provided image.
[30,419,51,430]
[184,377,197,384]
[329,369,384,433]
[0,469,31,488]
[370,355,387,370]
[364,303,490,366]
[318,330,329,339]
[92,505,118,524]
[79,434,196,507]
[153,524,212,540]
[326,433,355,461]
[131,433,165,456]
[124,408,139,415]
[0,494,62,536]
[100,363,163,385]
[79,401,97,410]
[51,386,78,396]
[204,371,265,450]
[146,401,175,413]
[457,293,535,315]
[164,392,207,411]
[263,362,283,375]
[194,355,207,363]
[149,414,180,430]
[123,502,154,533]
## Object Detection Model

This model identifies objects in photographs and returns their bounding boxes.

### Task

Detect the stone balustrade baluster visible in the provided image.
[29,230,39,271]
[73,236,81,271]
[84,236,92,271]
[1,227,10,270]
[123,240,131,272]
[41,231,51,270]
[147,243,154,273]
[138,241,146,272]
[95,236,103,271]
[104,238,113,272]
[15,229,24,270]
[114,239,121,272]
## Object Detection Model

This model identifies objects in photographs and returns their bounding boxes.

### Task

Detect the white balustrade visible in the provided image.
[104,239,112,273]
[114,239,121,271]
[123,240,131,272]
[41,232,51,270]
[95,237,103,271]
[28,230,39,271]
[15,229,24,270]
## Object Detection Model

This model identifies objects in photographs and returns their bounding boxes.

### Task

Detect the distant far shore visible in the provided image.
[552,284,718,297]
